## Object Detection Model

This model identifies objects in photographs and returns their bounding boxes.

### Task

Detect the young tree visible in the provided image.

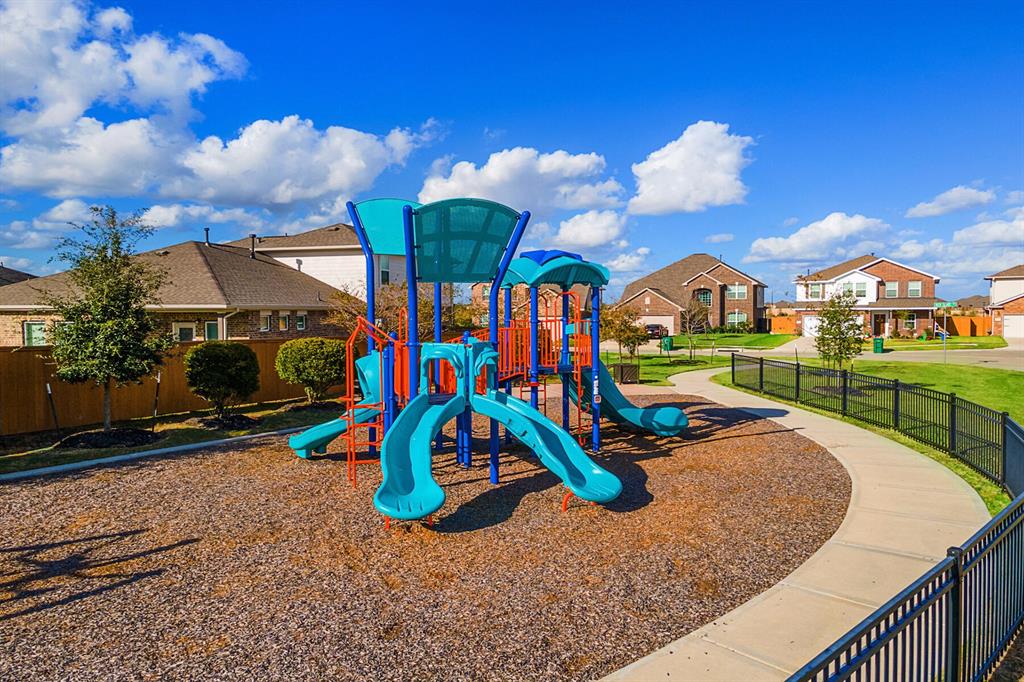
[601,306,648,357]
[43,206,172,431]
[679,297,710,360]
[275,337,345,403]
[814,290,863,369]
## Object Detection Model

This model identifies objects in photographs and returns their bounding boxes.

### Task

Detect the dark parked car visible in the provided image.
[645,323,668,339]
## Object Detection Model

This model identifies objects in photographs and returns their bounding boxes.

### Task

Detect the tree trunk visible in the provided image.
[103,379,112,432]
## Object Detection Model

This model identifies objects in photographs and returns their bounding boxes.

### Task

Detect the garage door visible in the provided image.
[802,315,820,338]
[639,315,676,336]
[1005,315,1024,339]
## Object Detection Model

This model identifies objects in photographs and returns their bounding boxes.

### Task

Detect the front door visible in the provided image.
[873,314,886,336]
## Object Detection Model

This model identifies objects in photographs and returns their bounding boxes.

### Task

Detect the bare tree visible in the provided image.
[679,297,710,360]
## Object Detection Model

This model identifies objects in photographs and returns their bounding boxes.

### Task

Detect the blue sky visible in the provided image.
[1,0,1021,300]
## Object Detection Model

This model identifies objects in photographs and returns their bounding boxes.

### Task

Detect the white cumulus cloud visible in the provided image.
[549,210,627,249]
[419,147,623,216]
[704,232,734,243]
[143,203,267,229]
[606,247,650,272]
[951,210,1024,246]
[905,185,996,218]
[627,121,754,215]
[744,212,888,264]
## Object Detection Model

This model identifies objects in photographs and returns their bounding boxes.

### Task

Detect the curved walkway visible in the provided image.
[606,367,991,681]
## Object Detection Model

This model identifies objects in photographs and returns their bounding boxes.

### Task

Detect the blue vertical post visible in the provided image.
[460,330,472,467]
[502,284,514,445]
[382,338,394,431]
[529,286,539,409]
[387,332,399,430]
[433,281,444,449]
[347,201,375,350]
[487,211,529,483]
[561,288,570,431]
[591,286,601,452]
[403,205,419,398]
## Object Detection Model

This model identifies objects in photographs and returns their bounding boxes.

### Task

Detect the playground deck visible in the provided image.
[1,394,849,682]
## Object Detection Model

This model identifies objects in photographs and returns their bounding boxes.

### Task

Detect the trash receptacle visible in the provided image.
[873,337,884,353]
[661,336,673,352]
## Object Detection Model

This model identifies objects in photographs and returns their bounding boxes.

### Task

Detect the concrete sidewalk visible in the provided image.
[605,368,990,681]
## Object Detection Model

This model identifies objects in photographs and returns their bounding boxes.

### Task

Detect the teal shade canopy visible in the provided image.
[501,254,610,289]
[412,198,521,283]
[354,198,421,256]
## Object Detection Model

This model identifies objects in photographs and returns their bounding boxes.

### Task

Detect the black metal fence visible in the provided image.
[727,355,1024,681]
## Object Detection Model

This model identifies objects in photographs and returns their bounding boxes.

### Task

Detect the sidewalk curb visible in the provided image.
[0,426,307,483]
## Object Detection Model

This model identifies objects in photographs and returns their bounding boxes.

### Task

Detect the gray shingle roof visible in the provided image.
[618,253,763,308]
[797,254,878,282]
[0,265,35,286]
[228,223,361,250]
[987,264,1024,279]
[0,241,346,310]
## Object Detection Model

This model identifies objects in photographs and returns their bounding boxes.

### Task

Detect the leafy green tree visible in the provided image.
[275,337,345,403]
[184,342,260,417]
[43,206,172,431]
[814,290,863,369]
[602,306,648,358]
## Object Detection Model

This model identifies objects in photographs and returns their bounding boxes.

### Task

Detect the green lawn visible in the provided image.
[0,399,342,475]
[785,359,1024,424]
[712,371,1012,515]
[600,352,732,385]
[864,336,1008,351]
[669,332,797,349]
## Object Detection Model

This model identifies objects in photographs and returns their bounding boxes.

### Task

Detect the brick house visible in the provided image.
[227,223,405,297]
[616,254,767,334]
[986,264,1024,339]
[793,255,941,338]
[0,263,35,287]
[468,282,592,324]
[0,240,349,347]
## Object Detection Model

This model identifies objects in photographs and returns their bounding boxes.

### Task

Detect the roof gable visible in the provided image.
[799,254,939,282]
[619,253,761,308]
[986,264,1024,280]
[229,223,362,250]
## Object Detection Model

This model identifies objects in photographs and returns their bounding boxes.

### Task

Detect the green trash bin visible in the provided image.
[661,336,674,352]
[873,337,884,353]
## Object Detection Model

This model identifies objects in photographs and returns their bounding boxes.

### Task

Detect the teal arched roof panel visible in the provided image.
[412,198,521,283]
[500,255,609,288]
[354,198,421,256]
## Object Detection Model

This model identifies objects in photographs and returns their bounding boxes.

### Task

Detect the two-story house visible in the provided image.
[986,264,1024,339]
[616,254,766,334]
[793,254,941,338]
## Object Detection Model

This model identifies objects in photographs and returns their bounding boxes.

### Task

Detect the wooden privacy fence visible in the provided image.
[0,338,344,436]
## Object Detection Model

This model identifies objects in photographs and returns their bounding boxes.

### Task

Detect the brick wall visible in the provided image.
[862,262,936,299]
[617,290,681,318]
[992,296,1024,336]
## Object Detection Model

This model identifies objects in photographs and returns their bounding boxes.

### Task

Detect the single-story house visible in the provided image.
[0,239,348,347]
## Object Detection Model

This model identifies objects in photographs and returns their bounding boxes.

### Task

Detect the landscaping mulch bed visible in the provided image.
[184,413,262,430]
[55,427,162,450]
[0,394,850,681]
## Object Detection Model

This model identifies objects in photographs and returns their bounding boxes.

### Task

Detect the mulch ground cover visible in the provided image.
[1,394,850,681]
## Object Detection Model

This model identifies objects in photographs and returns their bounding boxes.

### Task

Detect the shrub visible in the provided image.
[184,342,260,416]
[275,337,345,403]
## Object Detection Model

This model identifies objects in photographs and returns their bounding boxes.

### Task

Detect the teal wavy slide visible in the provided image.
[563,360,688,437]
[470,389,622,503]
[374,393,465,520]
[289,353,382,459]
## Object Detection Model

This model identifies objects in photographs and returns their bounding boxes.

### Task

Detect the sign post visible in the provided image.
[934,301,956,363]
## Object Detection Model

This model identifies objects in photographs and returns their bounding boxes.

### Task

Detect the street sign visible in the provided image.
[933,302,957,308]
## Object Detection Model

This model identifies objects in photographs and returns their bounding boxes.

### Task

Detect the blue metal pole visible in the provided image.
[591,286,601,452]
[460,330,472,467]
[529,286,539,409]
[347,201,375,352]
[561,288,570,431]
[387,332,399,429]
[382,339,394,432]
[403,205,419,398]
[502,284,514,445]
[433,281,445,449]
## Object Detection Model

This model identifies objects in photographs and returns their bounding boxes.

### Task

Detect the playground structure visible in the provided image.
[288,196,688,524]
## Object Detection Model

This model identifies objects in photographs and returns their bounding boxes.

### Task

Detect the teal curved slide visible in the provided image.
[471,389,622,503]
[564,360,688,437]
[374,393,464,520]
[289,353,382,459]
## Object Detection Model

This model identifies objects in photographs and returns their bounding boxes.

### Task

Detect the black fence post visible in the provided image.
[758,356,764,391]
[893,379,901,430]
[949,392,957,455]
[731,352,736,384]
[1000,411,1008,486]
[840,369,849,415]
[946,546,964,680]
[794,362,801,402]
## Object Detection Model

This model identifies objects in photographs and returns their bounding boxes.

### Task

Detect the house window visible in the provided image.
[644,295,651,305]
[885,281,899,298]
[296,314,307,331]
[278,314,290,331]
[379,255,390,285]
[904,313,917,330]
[204,321,219,340]
[172,322,196,342]
[842,282,868,298]
[807,283,822,299]
[259,314,272,332]
[696,289,712,306]
[727,311,748,325]
[22,321,46,347]
[726,284,747,300]
[908,280,922,298]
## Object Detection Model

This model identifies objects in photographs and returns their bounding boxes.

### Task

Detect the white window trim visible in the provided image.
[808,283,823,299]
[259,313,272,332]
[726,283,748,300]
[885,282,899,298]
[172,321,197,342]
[22,320,46,347]
[908,280,922,298]
[727,311,748,324]
[278,313,290,331]
[904,312,917,330]
[696,289,712,306]
[296,314,307,331]
[204,320,219,340]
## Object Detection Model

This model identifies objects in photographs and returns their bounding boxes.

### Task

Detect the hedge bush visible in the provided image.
[274,337,345,403]
[183,342,260,416]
